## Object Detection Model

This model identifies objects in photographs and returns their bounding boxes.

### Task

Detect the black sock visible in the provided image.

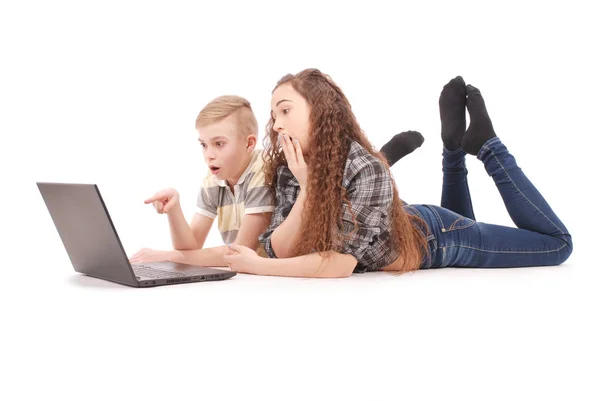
[380,130,424,166]
[462,84,497,155]
[439,76,467,150]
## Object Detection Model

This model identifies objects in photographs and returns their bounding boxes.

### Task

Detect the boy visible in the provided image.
[129,95,425,266]
[129,95,274,266]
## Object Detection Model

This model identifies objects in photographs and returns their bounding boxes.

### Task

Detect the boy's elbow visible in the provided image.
[236,238,259,251]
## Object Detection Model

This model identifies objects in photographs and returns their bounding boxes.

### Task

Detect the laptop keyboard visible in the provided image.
[133,265,188,279]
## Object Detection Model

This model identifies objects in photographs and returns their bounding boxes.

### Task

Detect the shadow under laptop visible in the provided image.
[68,274,134,289]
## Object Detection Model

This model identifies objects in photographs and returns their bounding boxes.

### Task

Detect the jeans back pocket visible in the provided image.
[424,204,476,232]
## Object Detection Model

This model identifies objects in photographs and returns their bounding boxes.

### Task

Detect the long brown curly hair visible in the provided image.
[263,68,428,273]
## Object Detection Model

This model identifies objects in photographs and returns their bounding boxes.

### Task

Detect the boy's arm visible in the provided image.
[189,213,214,249]
[232,212,272,250]
[168,205,213,250]
[168,212,272,267]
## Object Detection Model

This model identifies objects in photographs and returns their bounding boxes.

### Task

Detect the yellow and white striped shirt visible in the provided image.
[196,149,275,244]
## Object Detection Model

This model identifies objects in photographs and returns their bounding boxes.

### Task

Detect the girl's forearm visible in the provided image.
[249,250,357,278]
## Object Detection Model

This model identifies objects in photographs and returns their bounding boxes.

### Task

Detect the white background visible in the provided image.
[1,0,599,400]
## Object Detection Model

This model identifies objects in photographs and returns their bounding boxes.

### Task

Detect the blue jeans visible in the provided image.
[405,137,573,268]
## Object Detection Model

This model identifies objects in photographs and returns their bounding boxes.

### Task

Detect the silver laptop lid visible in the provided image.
[37,182,138,286]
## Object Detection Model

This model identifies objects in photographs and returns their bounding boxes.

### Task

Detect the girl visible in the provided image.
[224,69,573,278]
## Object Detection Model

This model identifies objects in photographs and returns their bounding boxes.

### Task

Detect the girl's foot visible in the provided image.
[380,130,424,166]
[439,76,467,151]
[462,84,497,155]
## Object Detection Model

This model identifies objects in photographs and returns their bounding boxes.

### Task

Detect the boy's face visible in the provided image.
[271,83,311,157]
[197,114,255,184]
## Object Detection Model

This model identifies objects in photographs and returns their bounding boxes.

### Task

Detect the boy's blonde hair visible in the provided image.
[195,95,258,138]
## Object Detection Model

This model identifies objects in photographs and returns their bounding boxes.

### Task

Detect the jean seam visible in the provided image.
[478,137,501,158]
[487,152,567,238]
[427,205,476,232]
[407,205,438,243]
[406,205,424,221]
[425,205,444,228]
[450,218,459,230]
[446,242,568,254]
[449,218,476,231]
[464,180,475,220]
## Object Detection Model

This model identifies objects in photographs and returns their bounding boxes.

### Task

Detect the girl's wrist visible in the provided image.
[166,250,181,263]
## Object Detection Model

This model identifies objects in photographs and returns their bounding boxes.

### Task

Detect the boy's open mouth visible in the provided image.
[210,166,220,174]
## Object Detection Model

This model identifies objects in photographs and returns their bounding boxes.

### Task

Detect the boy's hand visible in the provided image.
[145,188,180,214]
[129,248,173,263]
[279,134,307,190]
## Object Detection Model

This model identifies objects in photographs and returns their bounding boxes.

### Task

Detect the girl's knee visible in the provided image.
[556,234,573,265]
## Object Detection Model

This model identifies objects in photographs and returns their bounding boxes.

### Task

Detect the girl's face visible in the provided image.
[271,83,311,157]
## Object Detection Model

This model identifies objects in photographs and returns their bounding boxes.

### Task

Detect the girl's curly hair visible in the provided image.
[263,68,428,273]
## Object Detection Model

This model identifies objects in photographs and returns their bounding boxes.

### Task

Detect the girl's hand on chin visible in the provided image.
[279,134,307,189]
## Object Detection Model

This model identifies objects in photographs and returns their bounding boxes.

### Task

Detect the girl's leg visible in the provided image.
[417,204,572,268]
[463,84,570,243]
[439,76,476,219]
[441,147,475,220]
[478,136,571,241]
[418,85,572,268]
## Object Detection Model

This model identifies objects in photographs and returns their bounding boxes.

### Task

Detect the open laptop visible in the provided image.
[37,182,236,287]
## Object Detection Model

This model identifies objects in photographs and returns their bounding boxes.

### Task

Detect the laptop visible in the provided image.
[37,182,236,287]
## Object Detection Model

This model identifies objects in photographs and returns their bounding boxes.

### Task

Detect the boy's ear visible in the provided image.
[246,134,257,152]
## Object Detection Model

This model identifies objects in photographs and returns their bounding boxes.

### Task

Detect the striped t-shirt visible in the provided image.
[196,149,275,244]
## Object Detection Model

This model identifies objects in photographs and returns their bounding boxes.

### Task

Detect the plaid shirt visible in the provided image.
[258,141,400,273]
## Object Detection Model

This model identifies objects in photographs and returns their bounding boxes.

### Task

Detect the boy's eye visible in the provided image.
[282,109,290,115]
[216,142,225,147]
[200,143,207,148]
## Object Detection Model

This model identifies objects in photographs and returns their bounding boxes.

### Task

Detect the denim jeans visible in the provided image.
[405,137,573,268]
